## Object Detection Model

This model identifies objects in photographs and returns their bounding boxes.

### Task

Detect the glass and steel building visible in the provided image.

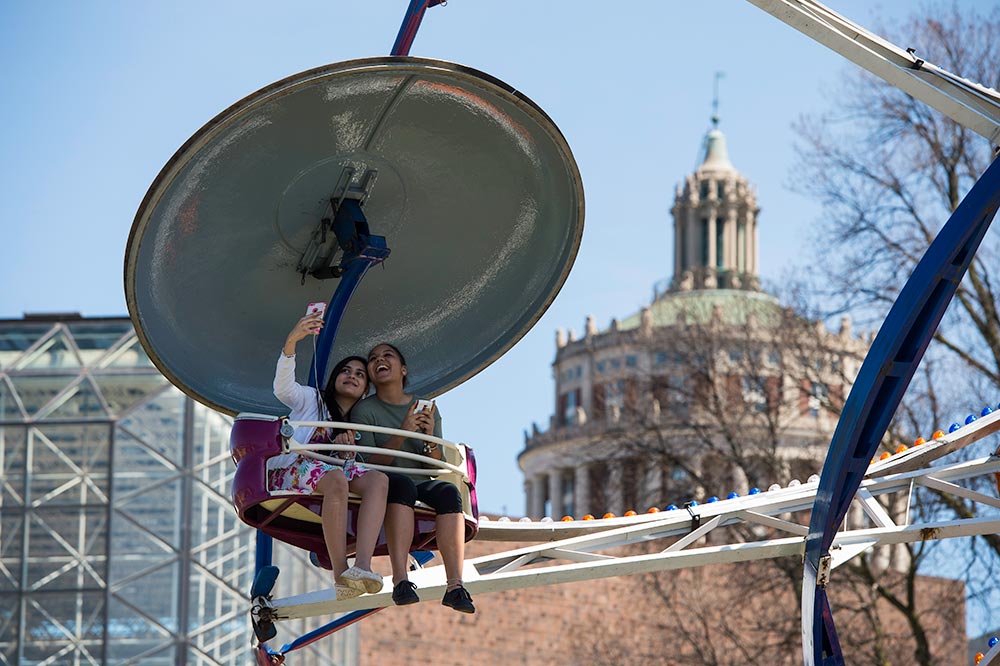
[0,314,354,666]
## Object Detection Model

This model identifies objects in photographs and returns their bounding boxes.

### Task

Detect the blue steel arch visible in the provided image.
[803,154,1000,665]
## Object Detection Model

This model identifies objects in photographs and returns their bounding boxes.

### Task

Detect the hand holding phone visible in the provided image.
[412,399,434,435]
[306,302,327,317]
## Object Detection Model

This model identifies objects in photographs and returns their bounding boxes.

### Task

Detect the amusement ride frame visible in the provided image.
[232,1,1000,664]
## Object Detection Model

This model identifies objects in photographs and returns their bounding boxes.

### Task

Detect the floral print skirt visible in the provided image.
[266,452,368,494]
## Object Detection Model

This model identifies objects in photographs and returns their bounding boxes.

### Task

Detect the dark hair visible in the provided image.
[323,355,370,420]
[368,342,407,387]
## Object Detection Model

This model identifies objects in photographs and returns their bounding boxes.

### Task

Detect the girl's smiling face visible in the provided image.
[334,359,368,400]
[367,344,405,387]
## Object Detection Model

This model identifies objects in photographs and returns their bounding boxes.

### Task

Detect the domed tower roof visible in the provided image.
[697,127,735,173]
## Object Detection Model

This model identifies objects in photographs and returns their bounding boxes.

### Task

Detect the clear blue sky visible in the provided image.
[0,1,987,514]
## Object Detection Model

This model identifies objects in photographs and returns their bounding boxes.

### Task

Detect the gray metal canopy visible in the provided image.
[125,57,584,416]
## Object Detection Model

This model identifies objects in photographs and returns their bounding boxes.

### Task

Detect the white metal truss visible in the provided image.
[745,0,1000,144]
[0,321,259,665]
[259,406,1000,622]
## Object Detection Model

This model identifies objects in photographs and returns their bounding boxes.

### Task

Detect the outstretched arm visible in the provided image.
[273,314,323,412]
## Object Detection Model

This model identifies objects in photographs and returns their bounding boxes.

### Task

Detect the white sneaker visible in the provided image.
[335,583,363,601]
[340,566,384,594]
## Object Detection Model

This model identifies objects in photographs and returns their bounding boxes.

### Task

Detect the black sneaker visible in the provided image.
[392,580,419,606]
[441,585,475,614]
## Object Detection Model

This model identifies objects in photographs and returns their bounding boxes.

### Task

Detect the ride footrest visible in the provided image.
[251,565,280,598]
[251,565,281,644]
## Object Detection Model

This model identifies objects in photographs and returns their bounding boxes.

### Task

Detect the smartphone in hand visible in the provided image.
[306,302,327,317]
[414,399,433,414]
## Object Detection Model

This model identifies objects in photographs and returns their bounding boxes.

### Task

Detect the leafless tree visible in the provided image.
[571,295,964,665]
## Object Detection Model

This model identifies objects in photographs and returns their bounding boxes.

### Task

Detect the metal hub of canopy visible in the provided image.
[125,56,584,415]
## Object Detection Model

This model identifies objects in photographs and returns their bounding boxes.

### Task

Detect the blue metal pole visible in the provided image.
[802,155,1000,666]
[391,0,446,56]
[255,531,273,573]
[307,236,389,389]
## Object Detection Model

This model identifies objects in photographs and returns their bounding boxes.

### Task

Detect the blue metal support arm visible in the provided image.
[255,533,273,572]
[802,155,1000,666]
[391,0,446,56]
[308,200,391,389]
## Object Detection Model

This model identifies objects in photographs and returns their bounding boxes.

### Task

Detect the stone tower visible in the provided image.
[671,124,761,292]
[518,123,870,525]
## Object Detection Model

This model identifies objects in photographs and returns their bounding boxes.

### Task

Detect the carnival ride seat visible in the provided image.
[231,413,478,563]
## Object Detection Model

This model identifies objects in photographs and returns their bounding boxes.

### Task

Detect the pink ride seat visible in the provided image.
[230,413,479,561]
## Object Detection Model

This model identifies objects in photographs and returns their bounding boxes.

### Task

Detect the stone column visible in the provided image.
[574,464,590,517]
[726,208,739,273]
[548,470,564,519]
[529,474,547,519]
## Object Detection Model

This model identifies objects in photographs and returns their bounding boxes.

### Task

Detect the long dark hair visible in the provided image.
[322,355,370,420]
[368,342,408,387]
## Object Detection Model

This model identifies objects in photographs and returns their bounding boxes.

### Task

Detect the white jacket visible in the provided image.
[271,352,329,468]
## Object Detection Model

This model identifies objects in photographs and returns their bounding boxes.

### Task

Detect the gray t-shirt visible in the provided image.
[352,394,442,479]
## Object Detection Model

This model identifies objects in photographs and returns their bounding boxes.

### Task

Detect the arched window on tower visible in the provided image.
[557,388,581,426]
[737,221,746,272]
[700,217,709,266]
[592,383,605,420]
[716,221,725,268]
[799,381,829,418]
[679,223,688,272]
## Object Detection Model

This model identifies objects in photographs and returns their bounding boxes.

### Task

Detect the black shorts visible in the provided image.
[386,473,463,515]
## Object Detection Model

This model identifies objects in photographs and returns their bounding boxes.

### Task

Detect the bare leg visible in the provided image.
[315,471,349,579]
[346,471,387,571]
[384,503,415,585]
[436,512,465,589]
